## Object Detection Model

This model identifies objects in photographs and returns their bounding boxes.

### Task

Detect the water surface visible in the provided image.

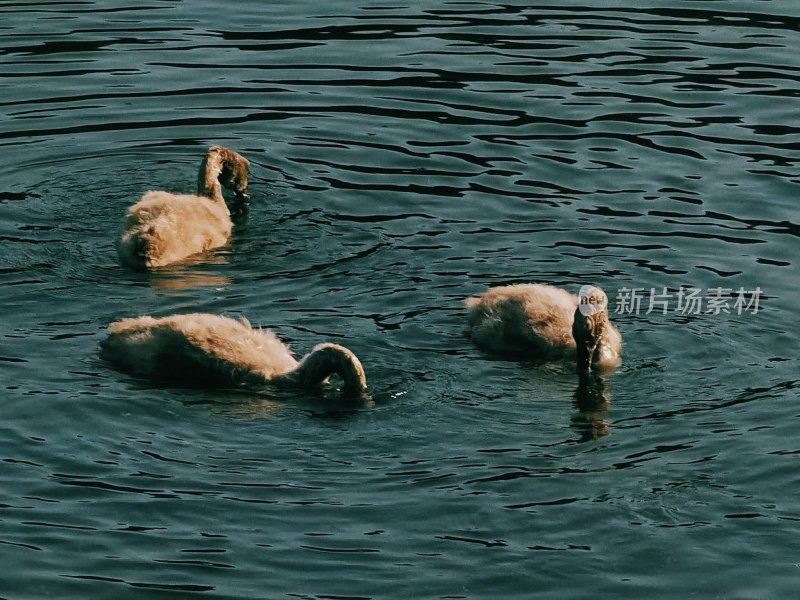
[1,1,798,598]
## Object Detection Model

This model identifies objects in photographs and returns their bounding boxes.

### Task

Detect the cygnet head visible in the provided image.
[572,286,612,373]
[197,145,251,219]
[218,149,250,201]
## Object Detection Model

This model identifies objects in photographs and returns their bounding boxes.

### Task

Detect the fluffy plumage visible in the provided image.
[466,283,622,372]
[100,313,367,396]
[118,146,250,269]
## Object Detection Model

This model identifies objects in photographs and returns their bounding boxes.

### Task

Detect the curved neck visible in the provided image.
[287,343,367,396]
[197,152,226,204]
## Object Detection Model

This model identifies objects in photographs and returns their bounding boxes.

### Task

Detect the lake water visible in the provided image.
[1,1,798,598]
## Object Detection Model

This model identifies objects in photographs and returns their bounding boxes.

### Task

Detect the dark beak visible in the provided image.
[229,190,250,223]
[576,342,594,374]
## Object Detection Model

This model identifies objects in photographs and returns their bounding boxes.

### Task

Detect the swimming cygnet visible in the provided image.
[118,146,250,270]
[466,284,622,372]
[99,313,367,396]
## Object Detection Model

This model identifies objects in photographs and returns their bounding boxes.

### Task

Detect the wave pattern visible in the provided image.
[1,1,798,598]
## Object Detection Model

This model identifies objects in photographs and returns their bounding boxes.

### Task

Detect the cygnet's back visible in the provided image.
[118,192,233,269]
[100,313,298,386]
[466,283,579,357]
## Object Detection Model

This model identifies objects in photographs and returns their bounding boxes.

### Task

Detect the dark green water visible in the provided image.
[1,1,798,598]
